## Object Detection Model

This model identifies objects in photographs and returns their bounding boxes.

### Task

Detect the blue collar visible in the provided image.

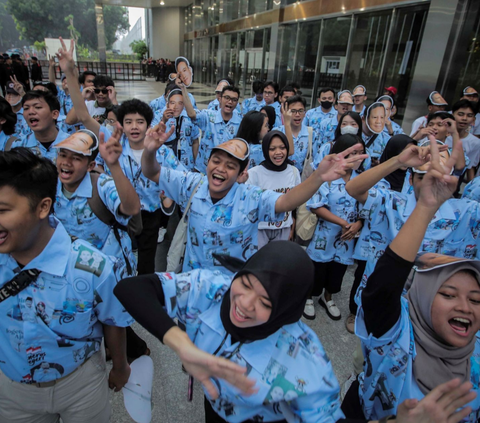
[195,178,239,206]
[57,173,92,199]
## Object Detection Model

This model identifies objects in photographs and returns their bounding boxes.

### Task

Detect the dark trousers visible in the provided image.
[349,260,366,315]
[204,397,287,423]
[136,208,169,275]
[311,260,348,297]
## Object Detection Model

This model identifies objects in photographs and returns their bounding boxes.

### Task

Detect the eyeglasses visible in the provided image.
[94,88,109,95]
[222,95,239,103]
[290,109,305,115]
[263,91,275,96]
[104,119,117,125]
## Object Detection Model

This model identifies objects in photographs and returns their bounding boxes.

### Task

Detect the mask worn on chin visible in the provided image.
[320,101,333,110]
[8,98,22,107]
[340,125,359,135]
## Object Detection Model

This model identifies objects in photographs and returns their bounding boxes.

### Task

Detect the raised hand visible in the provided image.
[144,122,175,153]
[55,37,76,73]
[396,379,475,423]
[178,338,256,399]
[315,143,368,183]
[99,124,123,166]
[48,55,55,68]
[396,142,448,169]
[442,118,458,135]
[9,75,25,96]
[281,101,292,126]
[107,86,117,104]
[82,86,95,100]
[162,107,175,123]
[417,135,461,209]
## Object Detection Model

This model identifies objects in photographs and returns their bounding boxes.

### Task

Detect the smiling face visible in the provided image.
[453,107,475,132]
[56,148,95,192]
[168,93,185,117]
[268,136,287,167]
[0,186,51,256]
[288,101,306,128]
[94,85,109,107]
[122,112,148,148]
[207,150,242,200]
[23,97,59,133]
[177,61,192,86]
[220,89,239,116]
[229,273,272,328]
[367,106,386,133]
[431,271,480,348]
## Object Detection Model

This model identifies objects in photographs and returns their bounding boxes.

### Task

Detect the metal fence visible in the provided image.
[38,60,146,82]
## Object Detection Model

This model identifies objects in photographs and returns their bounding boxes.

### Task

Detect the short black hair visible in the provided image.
[318,87,336,98]
[105,105,120,118]
[452,99,476,114]
[0,147,57,213]
[165,81,177,96]
[0,97,17,136]
[78,71,97,85]
[252,80,263,94]
[427,111,454,123]
[117,99,154,127]
[33,81,58,97]
[93,75,114,88]
[22,90,60,112]
[280,85,295,97]
[263,81,279,94]
[236,111,266,145]
[286,95,306,108]
[221,85,240,97]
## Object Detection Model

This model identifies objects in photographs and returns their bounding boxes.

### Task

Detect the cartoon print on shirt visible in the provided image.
[31,361,65,383]
[369,372,396,411]
[74,245,106,276]
[7,327,24,352]
[263,358,287,385]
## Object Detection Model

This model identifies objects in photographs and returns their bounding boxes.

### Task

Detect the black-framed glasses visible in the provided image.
[94,88,109,94]
[222,95,239,103]
[290,109,305,115]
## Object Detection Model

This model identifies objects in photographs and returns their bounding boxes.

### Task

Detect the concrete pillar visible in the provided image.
[95,4,107,73]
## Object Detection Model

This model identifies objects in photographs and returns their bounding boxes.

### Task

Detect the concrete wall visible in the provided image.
[150,7,184,60]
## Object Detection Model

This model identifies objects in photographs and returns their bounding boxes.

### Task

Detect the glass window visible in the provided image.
[185,5,193,32]
[293,21,321,101]
[276,23,298,88]
[382,5,428,123]
[345,11,392,96]
[315,17,351,97]
[447,2,480,103]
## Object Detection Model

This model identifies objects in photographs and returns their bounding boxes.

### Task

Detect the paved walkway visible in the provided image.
[106,79,359,422]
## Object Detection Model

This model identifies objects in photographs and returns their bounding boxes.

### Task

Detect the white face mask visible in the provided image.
[340,125,358,135]
[105,124,115,133]
[8,97,22,107]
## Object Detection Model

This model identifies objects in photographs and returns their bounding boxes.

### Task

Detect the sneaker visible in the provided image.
[157,227,167,243]
[340,372,358,401]
[303,299,315,320]
[345,313,356,334]
[319,293,341,320]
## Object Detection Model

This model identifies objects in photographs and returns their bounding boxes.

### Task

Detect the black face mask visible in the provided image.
[320,100,333,110]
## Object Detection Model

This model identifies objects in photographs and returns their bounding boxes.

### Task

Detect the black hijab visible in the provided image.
[260,130,293,172]
[215,241,314,343]
[260,106,276,130]
[379,134,416,192]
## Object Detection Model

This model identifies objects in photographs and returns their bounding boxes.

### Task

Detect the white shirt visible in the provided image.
[446,133,480,169]
[246,164,301,230]
[130,148,144,164]
[410,115,428,137]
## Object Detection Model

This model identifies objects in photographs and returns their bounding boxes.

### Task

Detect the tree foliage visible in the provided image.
[130,39,148,60]
[6,0,129,50]
[0,0,21,50]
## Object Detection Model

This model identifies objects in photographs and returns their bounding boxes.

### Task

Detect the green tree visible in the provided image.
[0,0,22,50]
[130,39,148,60]
[6,0,129,50]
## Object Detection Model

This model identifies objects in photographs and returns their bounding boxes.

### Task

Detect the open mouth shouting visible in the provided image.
[29,117,40,128]
[449,317,472,337]
[211,173,226,186]
[59,167,74,180]
[0,231,7,246]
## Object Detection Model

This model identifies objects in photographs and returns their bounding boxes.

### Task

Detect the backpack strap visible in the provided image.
[4,136,18,152]
[87,171,133,275]
[87,172,116,227]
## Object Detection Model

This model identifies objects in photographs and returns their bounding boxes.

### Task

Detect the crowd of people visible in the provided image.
[1,36,480,422]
